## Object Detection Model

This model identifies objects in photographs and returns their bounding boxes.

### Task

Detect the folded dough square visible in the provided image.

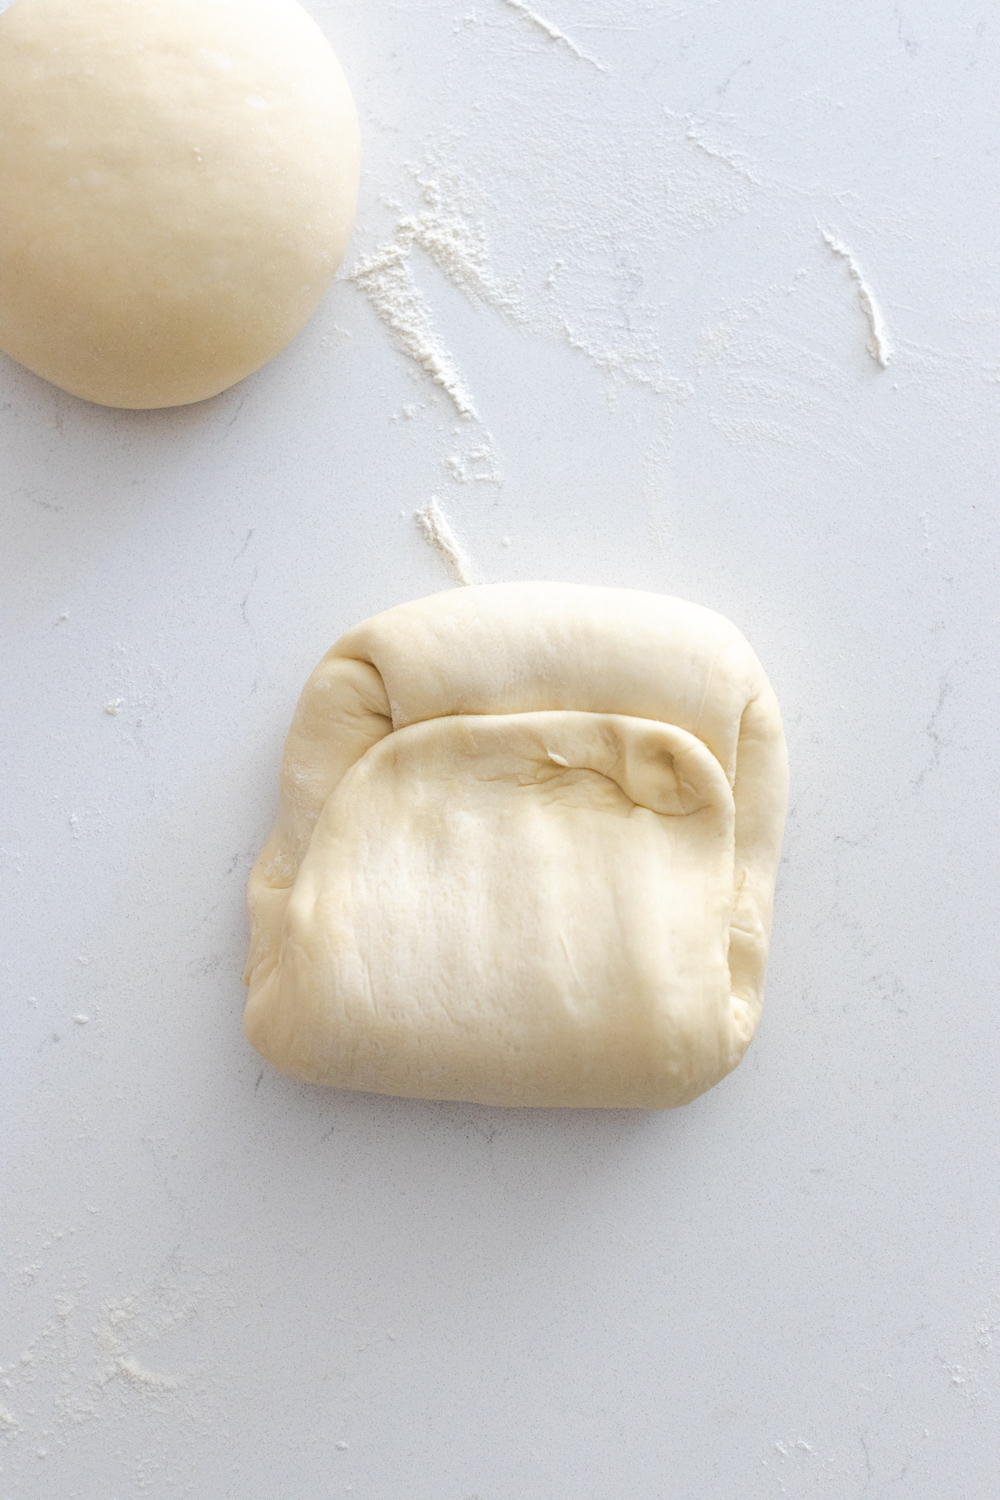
[243,583,788,1109]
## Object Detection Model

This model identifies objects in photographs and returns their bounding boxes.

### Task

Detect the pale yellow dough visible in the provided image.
[0,0,360,408]
[244,584,788,1109]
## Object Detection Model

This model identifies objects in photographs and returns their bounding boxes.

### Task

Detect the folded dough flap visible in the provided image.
[334,584,788,1026]
[243,654,392,984]
[333,582,764,778]
[402,710,737,822]
[248,709,744,1105]
[246,584,788,1053]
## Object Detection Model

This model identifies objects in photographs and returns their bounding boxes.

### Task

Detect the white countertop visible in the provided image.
[3,2,998,1495]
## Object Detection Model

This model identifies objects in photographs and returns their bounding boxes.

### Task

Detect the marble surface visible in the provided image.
[2,1,998,1495]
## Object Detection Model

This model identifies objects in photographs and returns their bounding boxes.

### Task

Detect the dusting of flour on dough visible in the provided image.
[415,499,478,585]
[501,0,607,71]
[821,230,893,368]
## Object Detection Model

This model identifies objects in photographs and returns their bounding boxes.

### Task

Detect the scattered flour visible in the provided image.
[348,138,749,434]
[501,0,607,71]
[445,439,503,484]
[346,179,519,421]
[690,283,887,474]
[561,317,692,399]
[821,230,894,368]
[683,123,761,186]
[94,1292,188,1394]
[0,1260,235,1487]
[67,809,101,840]
[349,34,893,573]
[116,1357,181,1392]
[936,1291,1000,1402]
[765,1433,835,1474]
[415,499,478,585]
[919,508,933,551]
[368,114,760,418]
[348,239,479,418]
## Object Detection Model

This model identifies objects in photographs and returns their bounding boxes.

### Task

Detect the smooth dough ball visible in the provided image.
[0,0,360,408]
[243,584,789,1110]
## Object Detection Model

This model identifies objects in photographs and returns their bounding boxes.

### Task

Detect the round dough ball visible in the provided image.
[0,0,361,408]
